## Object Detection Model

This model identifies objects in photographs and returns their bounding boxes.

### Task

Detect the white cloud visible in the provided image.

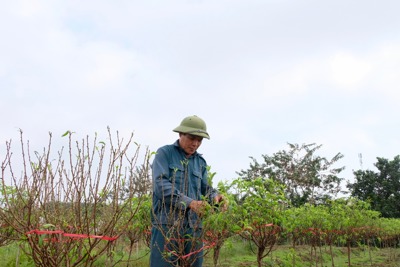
[9,0,47,18]
[263,65,312,97]
[2,0,400,186]
[371,43,400,98]
[260,43,400,102]
[79,42,140,91]
[329,52,372,89]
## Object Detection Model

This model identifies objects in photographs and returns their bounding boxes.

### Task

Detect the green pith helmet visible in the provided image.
[173,115,210,139]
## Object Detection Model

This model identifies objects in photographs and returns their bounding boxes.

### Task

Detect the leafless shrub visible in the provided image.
[0,128,150,266]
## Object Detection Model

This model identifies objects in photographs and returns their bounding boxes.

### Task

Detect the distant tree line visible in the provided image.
[237,142,400,219]
[348,155,400,218]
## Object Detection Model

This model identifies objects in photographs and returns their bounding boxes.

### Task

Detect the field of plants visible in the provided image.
[1,235,399,266]
[1,131,400,266]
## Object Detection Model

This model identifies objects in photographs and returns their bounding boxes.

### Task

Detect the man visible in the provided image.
[150,115,226,267]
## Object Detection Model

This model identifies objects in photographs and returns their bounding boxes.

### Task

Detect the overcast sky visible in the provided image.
[1,0,400,192]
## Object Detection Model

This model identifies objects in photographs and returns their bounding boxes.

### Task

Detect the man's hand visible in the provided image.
[214,194,229,212]
[189,200,210,217]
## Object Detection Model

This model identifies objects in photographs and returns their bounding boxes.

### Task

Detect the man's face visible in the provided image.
[179,133,203,156]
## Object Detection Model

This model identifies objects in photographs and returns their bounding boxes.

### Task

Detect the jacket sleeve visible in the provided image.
[152,147,193,210]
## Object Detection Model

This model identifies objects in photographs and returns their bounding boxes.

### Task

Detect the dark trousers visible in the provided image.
[150,224,204,267]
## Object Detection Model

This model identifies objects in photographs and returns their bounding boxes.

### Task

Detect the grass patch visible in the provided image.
[1,239,399,266]
[0,243,35,267]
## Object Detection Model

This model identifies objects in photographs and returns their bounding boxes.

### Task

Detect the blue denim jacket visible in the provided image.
[151,140,218,227]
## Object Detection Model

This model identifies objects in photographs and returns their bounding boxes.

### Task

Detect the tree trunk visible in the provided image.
[257,246,265,267]
[347,240,351,267]
[292,238,296,267]
[329,244,335,267]
[213,244,221,267]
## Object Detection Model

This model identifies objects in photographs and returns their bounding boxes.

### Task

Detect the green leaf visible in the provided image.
[42,223,55,229]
